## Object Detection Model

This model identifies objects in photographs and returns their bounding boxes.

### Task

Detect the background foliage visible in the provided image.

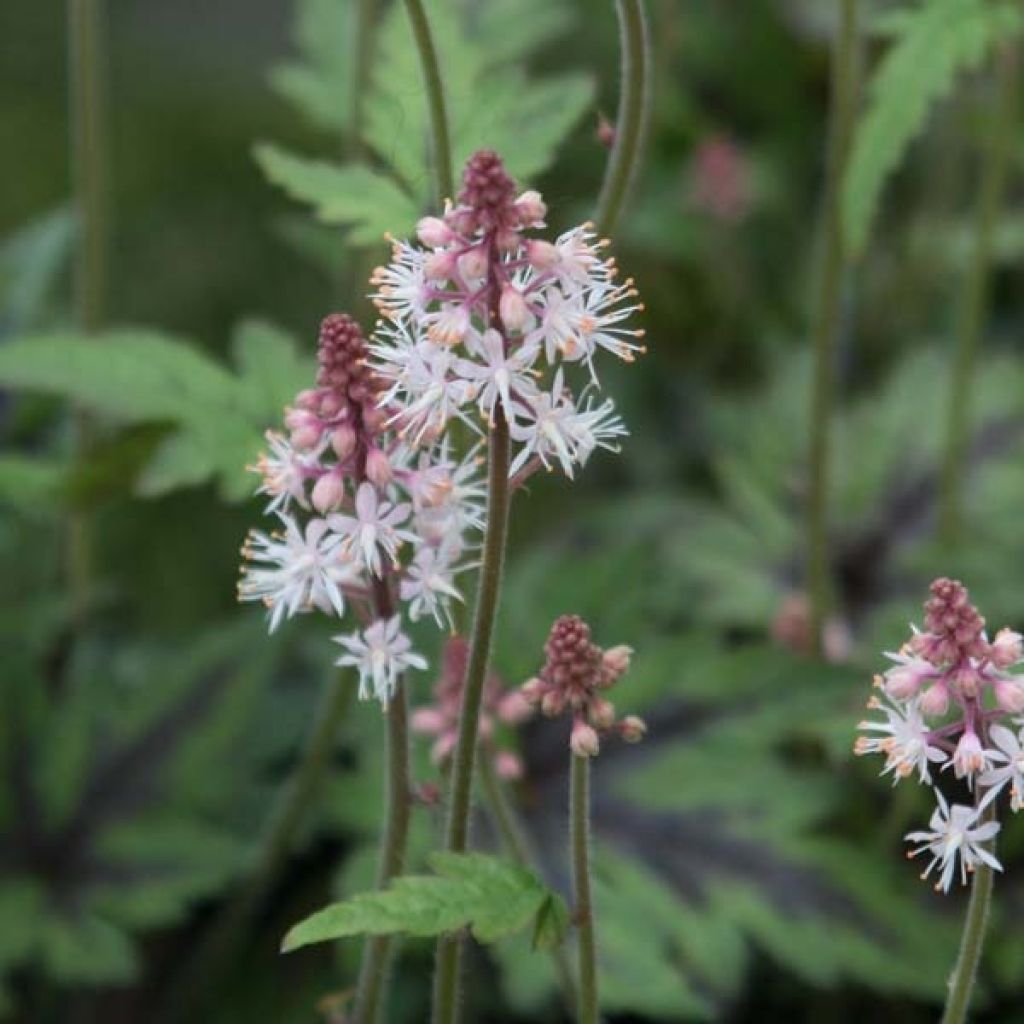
[2,0,1024,1021]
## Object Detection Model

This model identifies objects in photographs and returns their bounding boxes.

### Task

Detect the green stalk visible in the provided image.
[477,754,577,1012]
[570,755,598,1024]
[595,0,651,238]
[806,0,860,657]
[67,0,108,625]
[402,0,454,205]
[938,44,1018,544]
[432,408,512,1024]
[940,797,998,1024]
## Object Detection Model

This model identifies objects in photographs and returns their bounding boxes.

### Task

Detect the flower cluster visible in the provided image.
[238,313,484,703]
[411,635,531,779]
[369,149,643,481]
[519,614,646,757]
[856,578,1024,891]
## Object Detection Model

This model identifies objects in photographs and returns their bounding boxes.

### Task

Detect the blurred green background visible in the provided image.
[3,0,1024,1021]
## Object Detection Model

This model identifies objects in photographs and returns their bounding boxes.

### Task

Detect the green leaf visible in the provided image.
[282,852,566,952]
[0,455,66,514]
[0,206,74,331]
[843,0,1024,255]
[253,142,421,244]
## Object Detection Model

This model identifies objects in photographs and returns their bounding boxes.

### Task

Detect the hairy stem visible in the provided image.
[941,798,998,1024]
[67,0,109,626]
[595,0,651,237]
[432,408,511,1024]
[806,0,860,657]
[477,754,577,1012]
[571,755,598,1024]
[402,0,454,205]
[938,44,1018,544]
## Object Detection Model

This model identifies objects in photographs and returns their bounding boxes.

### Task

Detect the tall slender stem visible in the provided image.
[938,44,1018,544]
[570,755,598,1024]
[595,0,651,238]
[940,798,997,1024]
[806,0,860,657]
[67,0,108,625]
[477,754,577,1012]
[402,0,454,205]
[432,408,512,1024]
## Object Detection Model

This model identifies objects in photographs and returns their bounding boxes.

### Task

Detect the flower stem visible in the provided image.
[938,43,1018,545]
[570,754,598,1024]
[402,0,454,205]
[67,0,109,627]
[806,0,860,657]
[595,0,651,238]
[940,797,998,1024]
[477,753,577,1012]
[432,409,512,1024]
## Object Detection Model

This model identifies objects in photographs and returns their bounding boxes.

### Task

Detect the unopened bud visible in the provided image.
[991,628,1023,669]
[331,423,357,459]
[995,679,1024,713]
[588,698,616,729]
[425,250,457,281]
[520,677,545,705]
[458,247,487,280]
[919,682,950,717]
[541,690,565,717]
[515,189,547,227]
[366,447,393,488]
[596,114,616,149]
[311,472,345,512]
[620,715,647,743]
[500,286,530,332]
[526,239,559,270]
[570,721,600,758]
[411,708,446,734]
[495,751,523,780]
[497,690,533,725]
[417,216,454,248]
[601,645,633,682]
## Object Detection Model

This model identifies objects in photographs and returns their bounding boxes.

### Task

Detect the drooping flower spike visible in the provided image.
[856,578,1024,891]
[368,149,644,485]
[238,313,485,703]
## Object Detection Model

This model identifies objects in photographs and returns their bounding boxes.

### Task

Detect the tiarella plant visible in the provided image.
[856,577,1024,1023]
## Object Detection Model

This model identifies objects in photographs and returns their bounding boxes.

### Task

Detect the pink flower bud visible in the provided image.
[995,679,1024,713]
[311,472,345,512]
[514,189,547,226]
[883,661,930,700]
[295,388,319,409]
[425,250,457,281]
[497,690,532,725]
[495,751,523,780]
[478,715,495,741]
[919,682,950,717]
[499,286,530,332]
[619,715,647,743]
[955,664,981,699]
[520,677,545,705]
[570,721,600,758]
[526,239,559,270]
[952,731,987,780]
[496,228,522,252]
[417,216,454,248]
[601,645,633,682]
[291,424,323,450]
[411,708,446,734]
[458,247,487,280]
[331,424,357,459]
[366,447,393,488]
[432,733,457,764]
[588,698,616,729]
[991,628,1023,669]
[541,690,565,717]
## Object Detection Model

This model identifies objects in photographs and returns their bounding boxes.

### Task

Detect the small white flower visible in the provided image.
[327,482,413,577]
[947,730,996,786]
[371,241,429,323]
[508,370,580,478]
[455,328,538,425]
[881,649,936,701]
[333,615,427,703]
[564,394,628,468]
[251,431,318,513]
[980,723,1024,811]
[905,789,1002,892]
[238,514,355,632]
[855,694,946,784]
[400,545,465,627]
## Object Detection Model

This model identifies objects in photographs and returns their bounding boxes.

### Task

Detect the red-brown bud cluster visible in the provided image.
[912,577,989,666]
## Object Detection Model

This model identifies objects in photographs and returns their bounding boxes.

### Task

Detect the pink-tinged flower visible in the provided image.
[238,515,355,632]
[855,694,946,785]
[881,650,936,700]
[980,724,1024,811]
[905,790,1001,893]
[327,482,413,577]
[399,544,464,628]
[333,616,427,704]
[570,721,601,758]
[455,329,538,426]
[990,628,1024,670]
[948,730,995,786]
[250,431,316,513]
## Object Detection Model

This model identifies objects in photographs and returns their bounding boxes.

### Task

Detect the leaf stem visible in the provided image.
[938,43,1018,544]
[477,753,577,1012]
[402,0,454,205]
[940,797,998,1024]
[432,406,511,1024]
[806,0,860,657]
[570,754,598,1024]
[595,0,651,238]
[67,0,109,625]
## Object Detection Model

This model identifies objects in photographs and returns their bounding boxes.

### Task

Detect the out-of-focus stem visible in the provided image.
[940,796,998,1024]
[477,754,577,1012]
[67,0,109,625]
[938,44,1018,544]
[570,755,598,1024]
[806,0,860,657]
[402,0,454,205]
[595,0,651,237]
